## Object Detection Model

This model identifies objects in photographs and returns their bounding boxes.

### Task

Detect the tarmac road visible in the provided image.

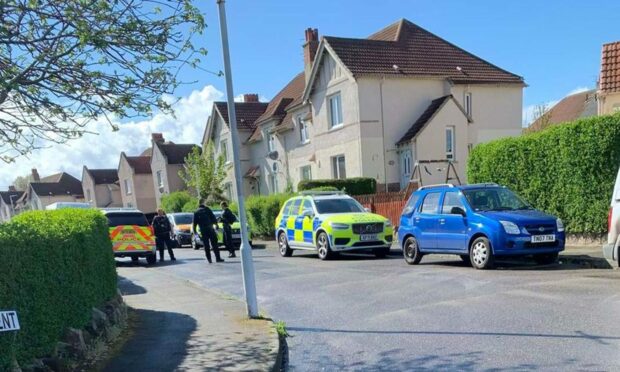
[120,243,620,371]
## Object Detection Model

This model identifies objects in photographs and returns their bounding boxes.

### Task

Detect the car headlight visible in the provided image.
[329,222,349,230]
[385,220,392,228]
[500,220,520,235]
[556,218,564,232]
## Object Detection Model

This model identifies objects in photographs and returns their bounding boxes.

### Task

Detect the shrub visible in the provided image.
[305,186,339,192]
[0,209,117,369]
[467,113,620,234]
[245,193,294,237]
[181,198,199,213]
[161,191,193,213]
[298,178,376,195]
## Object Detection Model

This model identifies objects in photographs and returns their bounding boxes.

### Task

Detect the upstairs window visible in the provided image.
[328,93,343,128]
[446,126,455,160]
[267,132,276,153]
[220,139,229,162]
[156,171,164,188]
[298,117,309,144]
[124,179,132,195]
[465,92,472,116]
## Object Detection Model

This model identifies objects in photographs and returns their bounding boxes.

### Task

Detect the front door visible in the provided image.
[415,192,441,250]
[436,191,469,251]
[400,149,413,189]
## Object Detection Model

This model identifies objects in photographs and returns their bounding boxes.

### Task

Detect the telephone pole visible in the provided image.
[216,0,259,318]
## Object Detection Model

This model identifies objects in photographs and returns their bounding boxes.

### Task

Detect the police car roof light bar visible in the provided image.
[299,190,346,196]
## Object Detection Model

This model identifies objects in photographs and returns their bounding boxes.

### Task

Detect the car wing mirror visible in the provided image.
[451,206,466,217]
[364,207,371,213]
[302,210,314,219]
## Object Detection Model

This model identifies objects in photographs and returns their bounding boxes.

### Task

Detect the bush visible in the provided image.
[245,193,294,237]
[0,209,117,369]
[467,113,620,234]
[305,186,339,192]
[181,198,199,213]
[298,178,376,195]
[161,191,193,213]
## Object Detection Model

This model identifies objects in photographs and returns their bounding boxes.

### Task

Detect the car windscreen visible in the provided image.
[462,188,532,212]
[314,198,364,214]
[172,214,193,225]
[106,213,149,227]
[213,210,223,219]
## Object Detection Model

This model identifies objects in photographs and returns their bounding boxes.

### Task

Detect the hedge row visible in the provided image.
[245,193,294,237]
[467,113,620,234]
[0,210,118,369]
[298,177,376,195]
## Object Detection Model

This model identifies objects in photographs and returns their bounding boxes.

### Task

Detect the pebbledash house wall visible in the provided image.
[599,92,620,115]
[82,172,122,208]
[118,156,157,213]
[151,145,187,208]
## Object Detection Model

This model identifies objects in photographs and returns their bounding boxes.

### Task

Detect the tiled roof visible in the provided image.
[87,169,119,184]
[40,173,63,183]
[214,101,269,131]
[156,143,198,164]
[600,41,620,94]
[324,19,523,84]
[126,156,152,174]
[255,73,306,125]
[526,89,597,132]
[31,173,83,197]
[397,95,452,145]
[247,126,264,144]
[0,191,24,204]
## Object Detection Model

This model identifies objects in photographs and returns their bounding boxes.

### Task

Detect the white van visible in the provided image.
[45,202,91,210]
[603,168,620,267]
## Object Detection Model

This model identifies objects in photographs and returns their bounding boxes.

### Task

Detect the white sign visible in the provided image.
[0,311,20,332]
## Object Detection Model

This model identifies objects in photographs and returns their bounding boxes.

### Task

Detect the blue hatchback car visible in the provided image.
[398,183,565,269]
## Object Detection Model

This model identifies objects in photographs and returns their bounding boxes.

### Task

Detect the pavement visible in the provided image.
[101,259,280,372]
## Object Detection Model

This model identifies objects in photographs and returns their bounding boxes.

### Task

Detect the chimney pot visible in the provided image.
[31,168,40,182]
[243,94,259,103]
[151,133,164,143]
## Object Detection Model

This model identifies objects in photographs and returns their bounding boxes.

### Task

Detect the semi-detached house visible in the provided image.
[204,19,525,199]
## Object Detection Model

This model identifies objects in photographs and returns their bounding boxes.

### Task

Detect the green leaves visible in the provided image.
[179,144,227,204]
[468,113,620,234]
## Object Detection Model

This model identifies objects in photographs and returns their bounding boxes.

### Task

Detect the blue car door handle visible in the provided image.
[439,218,446,224]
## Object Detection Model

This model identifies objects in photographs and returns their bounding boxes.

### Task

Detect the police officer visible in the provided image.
[193,201,224,263]
[152,208,176,262]
[219,201,237,258]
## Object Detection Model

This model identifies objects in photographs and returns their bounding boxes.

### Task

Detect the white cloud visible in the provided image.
[0,85,223,188]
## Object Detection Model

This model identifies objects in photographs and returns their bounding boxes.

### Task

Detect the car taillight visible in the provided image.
[608,208,613,232]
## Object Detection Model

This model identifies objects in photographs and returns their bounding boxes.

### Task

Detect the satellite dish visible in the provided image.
[268,151,279,161]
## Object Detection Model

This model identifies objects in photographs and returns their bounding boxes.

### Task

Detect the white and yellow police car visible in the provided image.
[275,191,394,260]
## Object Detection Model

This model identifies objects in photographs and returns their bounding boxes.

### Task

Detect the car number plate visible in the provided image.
[531,234,555,243]
[360,234,378,241]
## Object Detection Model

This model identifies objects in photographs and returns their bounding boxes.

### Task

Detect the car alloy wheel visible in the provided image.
[279,232,293,257]
[403,236,422,265]
[470,237,494,269]
[316,232,332,260]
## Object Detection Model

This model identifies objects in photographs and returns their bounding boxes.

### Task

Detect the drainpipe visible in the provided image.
[379,76,388,192]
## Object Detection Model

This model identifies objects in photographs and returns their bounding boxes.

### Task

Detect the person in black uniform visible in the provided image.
[193,201,224,263]
[152,208,176,262]
[219,201,237,258]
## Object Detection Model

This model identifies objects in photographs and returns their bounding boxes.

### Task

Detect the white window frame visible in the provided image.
[156,170,164,188]
[328,93,343,128]
[332,155,346,179]
[224,183,232,201]
[124,179,132,195]
[300,165,312,181]
[446,126,455,160]
[220,139,229,162]
[298,116,309,144]
[465,92,472,116]
[267,132,276,153]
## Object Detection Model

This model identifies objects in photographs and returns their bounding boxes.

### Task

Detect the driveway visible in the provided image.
[119,244,620,371]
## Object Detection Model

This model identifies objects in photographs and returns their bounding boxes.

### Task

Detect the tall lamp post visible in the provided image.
[216,0,259,318]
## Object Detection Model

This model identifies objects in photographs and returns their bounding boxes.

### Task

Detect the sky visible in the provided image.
[2,0,620,188]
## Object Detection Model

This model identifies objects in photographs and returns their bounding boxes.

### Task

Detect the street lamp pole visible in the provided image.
[216,0,259,318]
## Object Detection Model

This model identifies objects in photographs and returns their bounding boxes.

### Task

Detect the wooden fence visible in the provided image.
[353,191,410,228]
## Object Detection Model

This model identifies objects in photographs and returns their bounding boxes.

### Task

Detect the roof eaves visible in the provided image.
[301,40,356,104]
[396,95,453,145]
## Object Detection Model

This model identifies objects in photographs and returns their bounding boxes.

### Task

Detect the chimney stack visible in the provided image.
[8,186,16,192]
[31,168,40,182]
[303,28,319,83]
[151,133,165,143]
[243,94,259,103]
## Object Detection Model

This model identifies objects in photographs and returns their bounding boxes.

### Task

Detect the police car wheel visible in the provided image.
[146,254,157,265]
[403,236,423,265]
[278,232,293,257]
[316,232,333,260]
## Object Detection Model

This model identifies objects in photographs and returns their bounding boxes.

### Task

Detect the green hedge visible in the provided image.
[245,193,294,237]
[298,177,376,195]
[467,113,620,234]
[0,210,117,369]
[161,191,193,213]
